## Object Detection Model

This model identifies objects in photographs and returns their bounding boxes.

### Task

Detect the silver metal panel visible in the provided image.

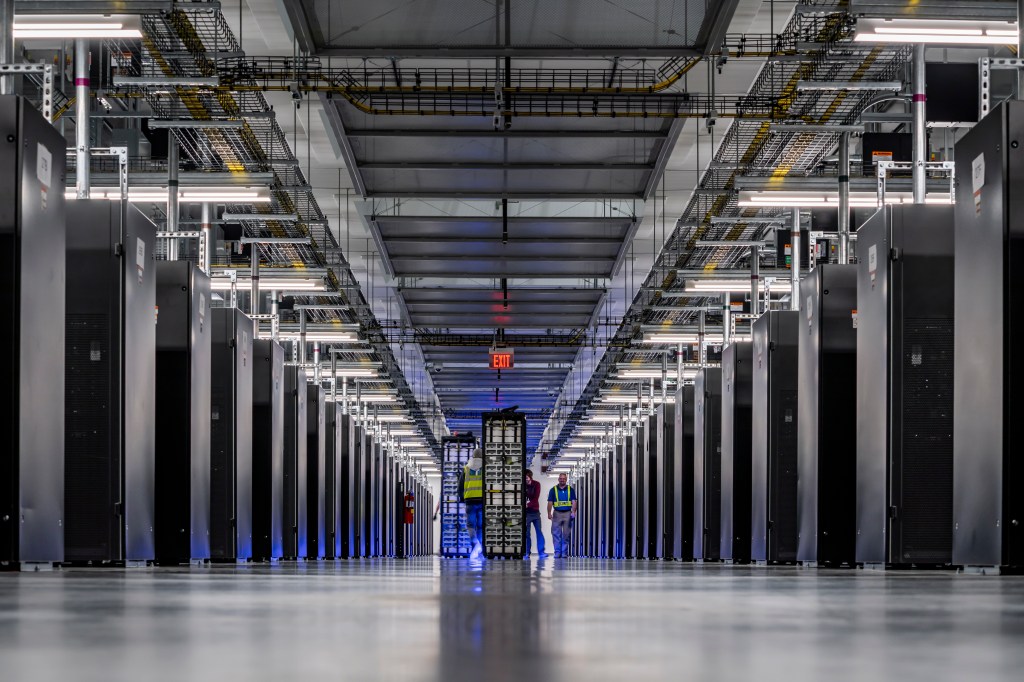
[720,342,753,563]
[252,340,284,561]
[189,268,212,561]
[0,96,66,565]
[283,367,307,559]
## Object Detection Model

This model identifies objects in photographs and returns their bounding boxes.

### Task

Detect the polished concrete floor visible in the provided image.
[2,558,1023,681]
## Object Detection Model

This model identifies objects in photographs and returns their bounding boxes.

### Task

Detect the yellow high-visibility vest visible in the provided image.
[463,465,483,501]
[552,485,574,509]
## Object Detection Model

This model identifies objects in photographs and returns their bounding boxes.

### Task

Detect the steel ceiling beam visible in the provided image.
[344,129,667,139]
[315,46,701,58]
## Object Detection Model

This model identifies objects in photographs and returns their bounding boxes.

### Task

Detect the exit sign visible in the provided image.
[489,347,514,369]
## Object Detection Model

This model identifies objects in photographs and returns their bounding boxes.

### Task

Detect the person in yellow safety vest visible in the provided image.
[547,473,578,558]
[457,448,485,560]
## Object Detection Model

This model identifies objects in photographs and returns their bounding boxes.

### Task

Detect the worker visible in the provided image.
[524,469,546,558]
[458,448,485,560]
[547,473,577,559]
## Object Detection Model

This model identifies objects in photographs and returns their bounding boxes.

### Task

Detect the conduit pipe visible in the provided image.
[790,208,801,311]
[912,44,927,205]
[75,39,90,199]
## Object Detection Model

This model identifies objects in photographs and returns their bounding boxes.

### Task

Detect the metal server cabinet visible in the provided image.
[306,384,326,560]
[651,403,674,559]
[635,420,648,559]
[624,433,637,557]
[751,311,800,564]
[614,435,626,558]
[210,307,254,562]
[283,367,307,559]
[323,399,341,559]
[856,206,955,567]
[154,261,212,564]
[952,101,1024,570]
[670,384,695,560]
[251,339,284,561]
[797,264,858,566]
[1,96,66,568]
[338,414,355,558]
[361,429,373,557]
[63,200,154,564]
[721,342,754,563]
[693,368,722,560]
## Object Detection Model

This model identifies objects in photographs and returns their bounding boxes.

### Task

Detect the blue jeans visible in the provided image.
[464,502,484,547]
[525,510,545,555]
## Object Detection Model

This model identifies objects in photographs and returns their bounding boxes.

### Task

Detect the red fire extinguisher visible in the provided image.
[404,491,415,525]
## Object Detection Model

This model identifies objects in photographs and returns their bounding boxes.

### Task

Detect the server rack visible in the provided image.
[751,311,800,564]
[952,101,1024,570]
[370,436,382,556]
[635,419,648,559]
[624,432,637,558]
[359,427,372,557]
[154,261,212,564]
[1,96,67,569]
[670,384,696,560]
[797,264,858,566]
[441,434,476,557]
[210,307,254,563]
[693,368,723,561]
[721,342,754,563]
[650,404,674,559]
[614,435,627,558]
[283,367,307,559]
[251,339,284,561]
[306,384,326,560]
[63,200,154,565]
[482,411,526,559]
[856,205,955,567]
[337,412,353,559]
[324,400,341,559]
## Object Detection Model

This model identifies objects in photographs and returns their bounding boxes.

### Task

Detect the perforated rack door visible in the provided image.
[482,412,527,558]
[441,440,474,557]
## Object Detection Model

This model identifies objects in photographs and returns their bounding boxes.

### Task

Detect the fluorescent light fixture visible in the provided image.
[618,369,699,380]
[854,18,1018,45]
[67,187,272,204]
[738,190,953,208]
[642,332,751,345]
[222,213,299,222]
[387,430,419,437]
[14,16,143,39]
[600,395,676,404]
[684,278,792,294]
[328,368,377,378]
[355,395,397,403]
[376,415,412,422]
[575,430,612,438]
[279,331,358,343]
[585,415,623,422]
[796,81,902,92]
[114,76,220,87]
[147,120,245,129]
[210,278,327,292]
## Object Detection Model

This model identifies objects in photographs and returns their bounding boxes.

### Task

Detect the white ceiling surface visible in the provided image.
[226,0,797,450]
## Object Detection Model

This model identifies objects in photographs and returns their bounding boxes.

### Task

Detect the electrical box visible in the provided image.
[251,339,284,561]
[797,264,858,566]
[693,367,723,561]
[154,261,212,564]
[63,200,155,565]
[951,100,1024,570]
[283,366,307,559]
[751,310,800,564]
[721,342,754,563]
[0,96,67,568]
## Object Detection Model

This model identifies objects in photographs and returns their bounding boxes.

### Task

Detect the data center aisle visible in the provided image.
[2,560,1023,681]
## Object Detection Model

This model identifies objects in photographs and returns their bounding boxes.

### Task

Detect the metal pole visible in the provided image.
[166,136,178,259]
[790,208,801,312]
[661,353,668,404]
[299,312,307,365]
[270,290,279,341]
[750,245,760,316]
[722,293,732,346]
[313,342,321,385]
[677,343,684,387]
[912,44,927,204]
[838,132,851,264]
[331,352,338,402]
[356,382,363,427]
[0,0,14,95]
[342,377,348,416]
[698,310,707,366]
[75,39,91,199]
[200,203,213,274]
[250,243,260,315]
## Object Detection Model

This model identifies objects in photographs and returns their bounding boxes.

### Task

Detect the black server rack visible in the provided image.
[306,384,326,560]
[721,342,754,563]
[283,366,307,559]
[369,435,381,556]
[693,368,722,561]
[63,200,155,565]
[952,101,1024,570]
[751,311,800,564]
[635,419,648,559]
[361,428,373,557]
[323,399,342,559]
[614,435,626,558]
[797,264,858,566]
[251,339,284,561]
[670,384,696,560]
[338,414,355,558]
[1,96,67,569]
[600,454,610,557]
[482,410,527,559]
[624,432,637,558]
[856,205,955,567]
[210,307,254,563]
[154,261,212,564]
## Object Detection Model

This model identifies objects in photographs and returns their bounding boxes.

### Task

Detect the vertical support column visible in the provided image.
[838,132,851,264]
[661,353,668,404]
[698,311,707,366]
[0,0,14,95]
[722,293,732,346]
[342,377,348,416]
[331,353,338,403]
[200,203,213,274]
[299,312,307,365]
[313,342,321,385]
[166,137,178,259]
[790,208,801,311]
[250,244,260,315]
[75,39,91,199]
[912,44,927,205]
[750,244,760,316]
[270,290,279,341]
